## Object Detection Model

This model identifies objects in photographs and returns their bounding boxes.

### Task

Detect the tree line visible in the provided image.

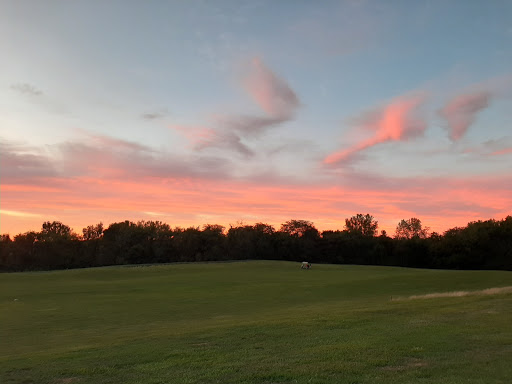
[1,214,511,272]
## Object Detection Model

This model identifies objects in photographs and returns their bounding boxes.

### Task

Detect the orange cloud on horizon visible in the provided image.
[1,172,510,238]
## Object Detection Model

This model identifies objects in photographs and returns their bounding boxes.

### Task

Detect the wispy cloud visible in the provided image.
[9,82,70,115]
[324,93,427,165]
[173,57,300,156]
[171,125,215,146]
[0,139,57,181]
[0,133,232,186]
[438,74,512,141]
[141,109,168,120]
[10,83,43,96]
[57,133,231,180]
[457,136,512,158]
[213,115,284,138]
[0,209,42,218]
[491,147,512,156]
[171,124,254,157]
[196,130,255,157]
[2,169,510,236]
[87,133,154,153]
[439,91,491,141]
[243,57,300,120]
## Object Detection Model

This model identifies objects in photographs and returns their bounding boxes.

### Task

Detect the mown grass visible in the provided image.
[1,261,511,383]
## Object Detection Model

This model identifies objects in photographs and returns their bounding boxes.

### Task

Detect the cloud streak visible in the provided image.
[2,129,511,237]
[0,209,43,218]
[2,169,510,237]
[193,129,255,157]
[0,140,57,181]
[243,57,300,120]
[491,147,512,156]
[0,133,232,186]
[10,83,43,96]
[141,109,168,120]
[324,94,427,165]
[214,115,285,138]
[439,91,491,141]
[57,133,233,180]
[171,125,254,157]
[173,57,300,156]
[462,137,512,157]
[438,74,512,141]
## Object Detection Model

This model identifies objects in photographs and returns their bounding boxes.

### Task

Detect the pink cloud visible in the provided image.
[439,91,491,141]
[58,136,232,180]
[0,140,57,181]
[88,133,155,153]
[2,170,510,238]
[171,125,217,147]
[459,137,512,157]
[324,94,427,165]
[1,134,232,186]
[171,124,254,157]
[491,147,512,156]
[243,57,300,119]
[173,58,300,156]
[214,115,284,138]
[194,130,255,157]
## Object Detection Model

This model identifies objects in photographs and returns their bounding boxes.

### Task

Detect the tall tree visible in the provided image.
[138,220,173,241]
[395,218,429,239]
[280,220,318,238]
[253,222,275,235]
[0,234,11,243]
[82,222,104,240]
[202,224,225,235]
[345,214,378,236]
[39,221,76,241]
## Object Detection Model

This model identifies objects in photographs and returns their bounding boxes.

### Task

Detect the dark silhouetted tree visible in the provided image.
[82,222,104,240]
[227,224,257,260]
[39,221,76,242]
[2,215,511,272]
[202,224,225,235]
[395,218,429,239]
[200,224,226,260]
[138,220,173,241]
[280,220,318,238]
[173,227,203,262]
[102,221,149,264]
[345,214,378,236]
[253,222,275,235]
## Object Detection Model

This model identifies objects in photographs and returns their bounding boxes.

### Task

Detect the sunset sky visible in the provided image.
[1,0,511,236]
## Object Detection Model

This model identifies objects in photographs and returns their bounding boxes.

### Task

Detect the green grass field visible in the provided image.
[1,261,511,384]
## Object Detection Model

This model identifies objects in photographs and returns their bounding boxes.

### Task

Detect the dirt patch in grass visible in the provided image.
[393,286,512,301]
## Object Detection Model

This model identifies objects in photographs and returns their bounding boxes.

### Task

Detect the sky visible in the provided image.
[1,0,512,236]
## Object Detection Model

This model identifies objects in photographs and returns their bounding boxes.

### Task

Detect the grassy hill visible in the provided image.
[1,261,511,383]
